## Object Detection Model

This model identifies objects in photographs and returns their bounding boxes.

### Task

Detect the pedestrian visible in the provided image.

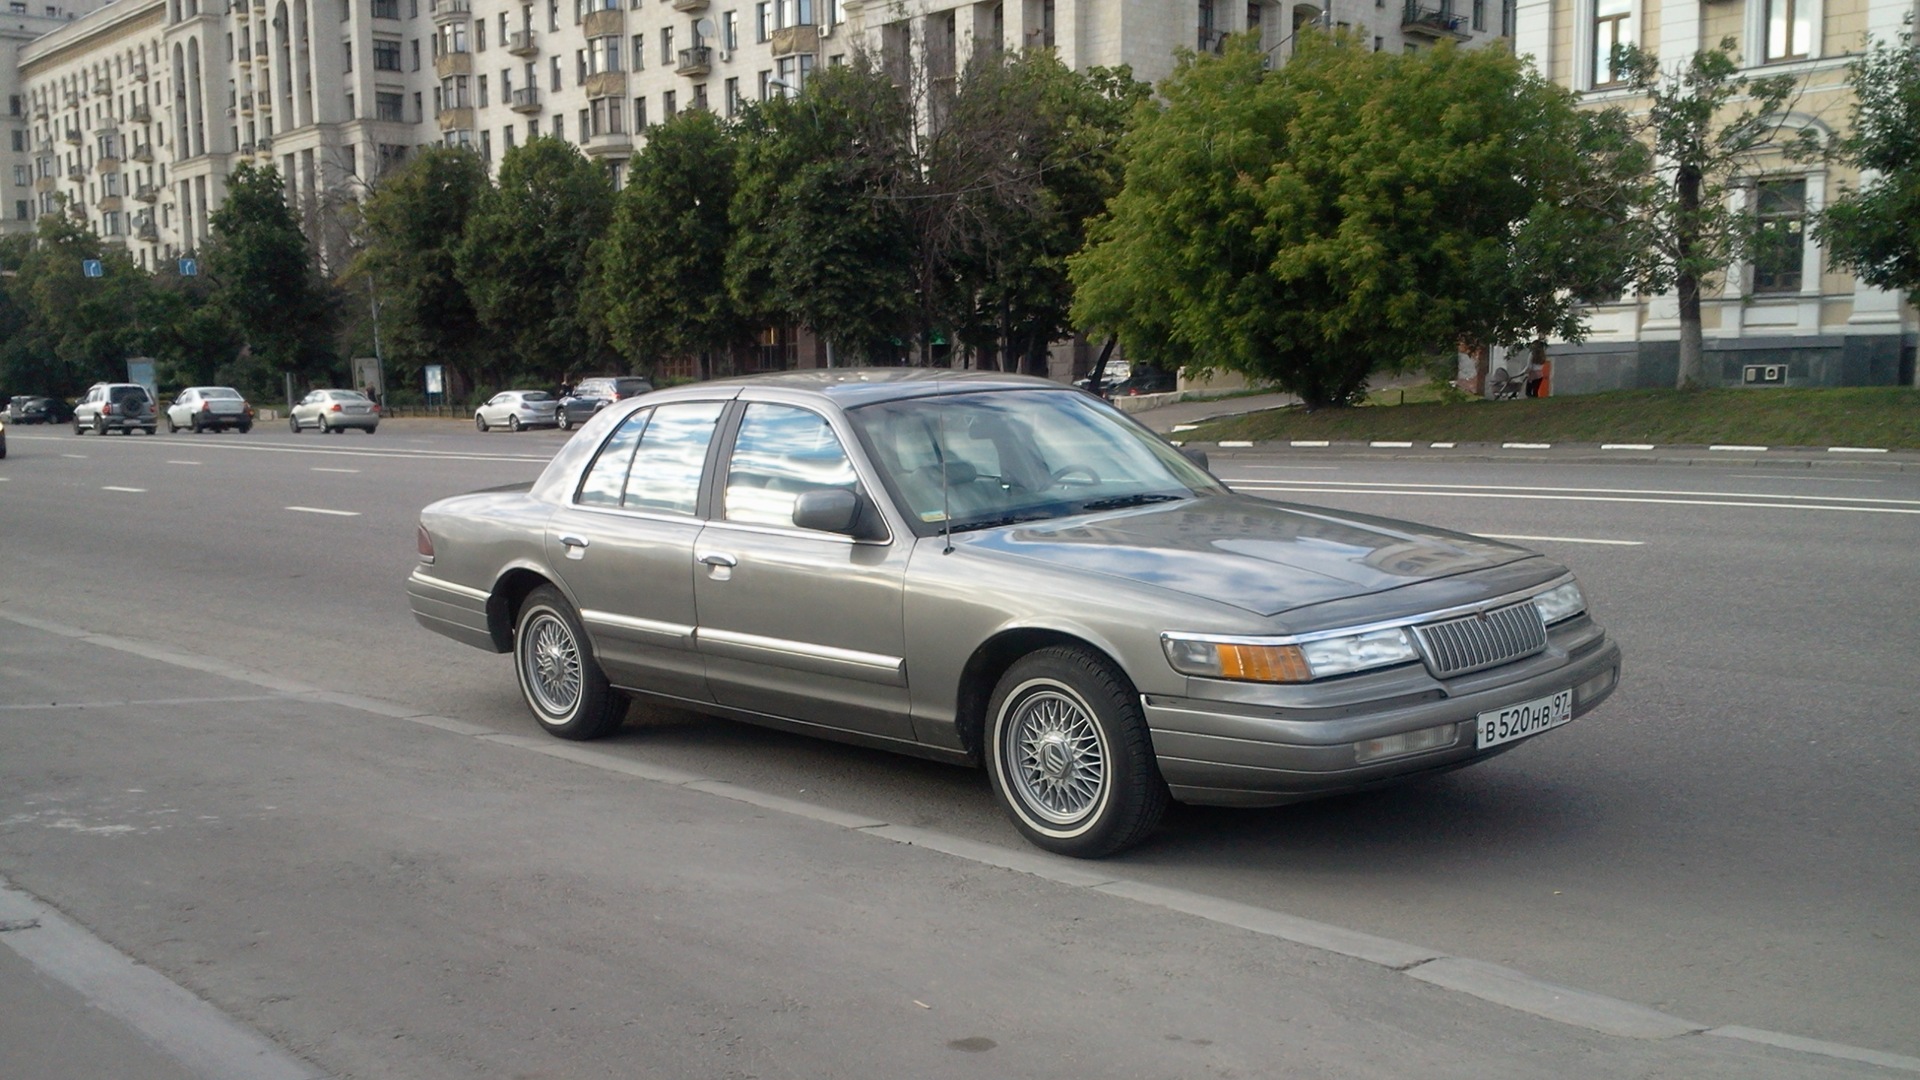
[1525,356,1546,398]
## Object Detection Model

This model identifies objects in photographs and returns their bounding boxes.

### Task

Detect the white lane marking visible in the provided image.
[311,467,361,473]
[166,460,202,465]
[5,605,1910,1075]
[101,486,146,493]
[1291,440,1330,447]
[1232,485,1920,515]
[1370,441,1414,448]
[1171,424,1199,432]
[1219,440,1255,448]
[1503,442,1552,449]
[62,453,87,459]
[1730,475,1883,483]
[1601,443,1656,450]
[284,506,361,517]
[1478,533,1646,547]
[1217,477,1920,507]
[1431,442,1456,448]
[1710,444,1769,452]
[1828,446,1889,454]
[1240,465,1341,471]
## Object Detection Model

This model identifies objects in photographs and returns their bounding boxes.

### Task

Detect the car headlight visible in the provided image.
[1531,581,1586,625]
[1162,627,1419,683]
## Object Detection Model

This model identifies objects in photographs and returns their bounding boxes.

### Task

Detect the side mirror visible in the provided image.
[1180,447,1210,472]
[792,488,862,535]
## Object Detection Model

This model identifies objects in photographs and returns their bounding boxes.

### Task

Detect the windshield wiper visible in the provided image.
[945,511,1059,534]
[1079,493,1186,512]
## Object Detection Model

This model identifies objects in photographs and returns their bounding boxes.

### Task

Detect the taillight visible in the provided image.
[104,403,116,415]
[330,403,343,412]
[416,525,435,561]
[201,401,211,412]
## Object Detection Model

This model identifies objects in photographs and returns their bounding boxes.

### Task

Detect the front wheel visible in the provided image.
[475,414,488,432]
[289,415,301,433]
[558,411,573,431]
[166,415,178,433]
[508,414,521,432]
[93,416,107,435]
[514,586,624,740]
[985,646,1168,858]
[73,418,84,435]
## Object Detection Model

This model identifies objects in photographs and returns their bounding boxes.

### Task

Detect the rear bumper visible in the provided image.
[1145,634,1621,807]
[318,414,379,429]
[407,568,503,652]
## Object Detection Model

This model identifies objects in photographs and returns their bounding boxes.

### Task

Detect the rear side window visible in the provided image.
[576,409,651,508]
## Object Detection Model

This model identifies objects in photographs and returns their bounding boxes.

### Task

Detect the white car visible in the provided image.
[475,391,559,432]
[290,389,380,434]
[165,386,254,433]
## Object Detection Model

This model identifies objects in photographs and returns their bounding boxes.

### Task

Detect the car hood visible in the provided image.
[958,494,1534,617]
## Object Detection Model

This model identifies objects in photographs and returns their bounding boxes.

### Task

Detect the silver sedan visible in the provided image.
[475,391,560,432]
[407,371,1621,857]
[290,389,379,434]
[165,386,254,433]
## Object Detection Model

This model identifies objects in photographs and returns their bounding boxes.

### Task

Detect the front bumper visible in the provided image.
[1145,626,1621,807]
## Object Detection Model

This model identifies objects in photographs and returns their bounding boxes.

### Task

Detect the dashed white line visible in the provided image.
[284,506,361,517]
[62,453,87,459]
[1828,446,1889,454]
[167,460,202,466]
[101,485,146,493]
[1503,442,1552,449]
[1478,533,1646,546]
[1171,424,1199,433]
[1223,478,1920,507]
[311,467,361,473]
[1234,485,1920,515]
[1430,442,1456,449]
[1219,440,1255,448]
[1291,440,1330,447]
[1370,441,1413,448]
[1709,444,1769,452]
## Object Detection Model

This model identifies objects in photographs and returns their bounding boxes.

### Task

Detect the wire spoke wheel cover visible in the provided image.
[1004,688,1107,826]
[513,585,625,740]
[986,646,1169,858]
[521,612,583,716]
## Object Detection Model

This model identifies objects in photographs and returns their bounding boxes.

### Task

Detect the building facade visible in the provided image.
[1512,0,1917,390]
[3,0,109,237]
[8,0,1510,271]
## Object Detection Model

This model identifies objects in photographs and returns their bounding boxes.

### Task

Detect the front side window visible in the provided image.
[1752,178,1807,293]
[1591,0,1632,87]
[1765,0,1812,61]
[725,404,859,528]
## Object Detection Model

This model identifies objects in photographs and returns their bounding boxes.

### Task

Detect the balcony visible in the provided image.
[232,0,248,18]
[239,141,255,154]
[240,93,254,115]
[770,24,818,58]
[434,51,473,78]
[509,87,541,113]
[583,70,627,98]
[63,129,81,145]
[138,221,160,242]
[66,166,84,181]
[136,184,159,202]
[507,30,539,55]
[34,175,57,193]
[93,79,110,95]
[433,0,471,21]
[133,64,149,82]
[238,45,252,62]
[257,136,273,152]
[33,103,48,120]
[671,0,707,9]
[131,104,152,123]
[582,9,622,37]
[132,143,155,162]
[255,47,270,67]
[582,130,632,156]
[258,94,273,113]
[99,194,123,212]
[1401,1,1470,39]
[436,106,475,131]
[64,92,79,107]
[96,154,122,173]
[675,45,712,77]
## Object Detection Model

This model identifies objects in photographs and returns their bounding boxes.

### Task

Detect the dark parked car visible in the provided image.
[7,395,74,424]
[556,376,653,430]
[408,370,1621,858]
[1103,366,1177,397]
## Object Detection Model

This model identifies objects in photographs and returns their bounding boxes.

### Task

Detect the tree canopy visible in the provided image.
[1815,32,1920,303]
[205,162,339,392]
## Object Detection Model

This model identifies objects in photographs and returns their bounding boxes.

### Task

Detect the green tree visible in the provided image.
[1813,32,1920,322]
[728,61,916,363]
[590,109,741,375]
[455,137,615,386]
[1615,41,1798,389]
[4,209,156,393]
[1071,35,1633,408]
[355,146,495,399]
[204,162,339,393]
[948,55,1148,374]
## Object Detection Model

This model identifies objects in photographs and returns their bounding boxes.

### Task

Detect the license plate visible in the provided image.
[1476,688,1574,749]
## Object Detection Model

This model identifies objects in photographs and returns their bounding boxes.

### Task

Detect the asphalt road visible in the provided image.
[1,418,1915,1077]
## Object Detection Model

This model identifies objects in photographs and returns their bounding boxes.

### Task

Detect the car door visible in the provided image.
[543,399,730,702]
[692,400,913,741]
[170,390,193,427]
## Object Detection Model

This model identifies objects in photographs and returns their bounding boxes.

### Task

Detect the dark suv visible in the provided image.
[73,383,158,435]
[556,376,653,430]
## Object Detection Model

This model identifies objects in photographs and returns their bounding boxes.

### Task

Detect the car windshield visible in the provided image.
[201,387,243,399]
[847,389,1223,535]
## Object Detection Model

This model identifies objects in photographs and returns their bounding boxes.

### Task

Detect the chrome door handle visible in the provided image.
[559,534,591,549]
[698,551,737,568]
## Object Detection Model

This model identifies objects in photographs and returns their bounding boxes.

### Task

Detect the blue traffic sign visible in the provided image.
[82,259,103,278]
[178,257,198,276]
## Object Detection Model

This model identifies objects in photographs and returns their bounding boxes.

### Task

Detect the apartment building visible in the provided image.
[1511,0,1916,390]
[2,0,109,236]
[8,0,1512,270]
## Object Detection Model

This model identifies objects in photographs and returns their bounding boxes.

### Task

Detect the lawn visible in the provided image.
[1188,386,1920,450]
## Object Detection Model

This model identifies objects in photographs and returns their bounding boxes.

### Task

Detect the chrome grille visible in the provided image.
[1412,601,1547,678]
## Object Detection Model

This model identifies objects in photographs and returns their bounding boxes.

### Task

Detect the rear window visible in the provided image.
[614,379,652,396]
[202,387,243,399]
[521,391,554,402]
[109,386,150,404]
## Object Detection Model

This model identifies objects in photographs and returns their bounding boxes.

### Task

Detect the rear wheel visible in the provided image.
[93,415,107,435]
[515,586,624,740]
[237,424,252,434]
[189,414,202,433]
[558,411,573,431]
[985,646,1169,858]
[508,414,522,432]
[364,425,376,435]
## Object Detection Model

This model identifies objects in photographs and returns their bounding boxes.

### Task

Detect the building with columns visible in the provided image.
[8,0,1512,272]
[1510,0,1916,390]
[3,0,110,237]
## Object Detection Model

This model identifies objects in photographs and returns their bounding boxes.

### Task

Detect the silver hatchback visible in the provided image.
[408,371,1620,857]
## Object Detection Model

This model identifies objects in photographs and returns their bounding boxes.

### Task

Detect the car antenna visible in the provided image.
[939,409,954,555]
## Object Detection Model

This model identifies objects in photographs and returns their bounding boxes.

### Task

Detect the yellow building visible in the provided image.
[1511,0,1916,389]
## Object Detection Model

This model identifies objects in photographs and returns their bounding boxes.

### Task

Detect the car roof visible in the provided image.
[691,368,1068,409]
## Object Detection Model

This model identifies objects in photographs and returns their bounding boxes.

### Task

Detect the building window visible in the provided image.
[480,129,491,158]
[477,20,487,50]
[631,33,646,68]
[439,22,469,55]
[412,39,422,70]
[725,76,740,116]
[591,96,622,134]
[590,35,621,73]
[553,113,563,138]
[478,74,488,107]
[661,26,674,65]
[634,95,647,129]
[724,10,739,49]
[1765,0,1811,62]
[372,0,398,17]
[503,125,515,148]
[1591,0,1632,88]
[373,39,402,70]
[550,56,562,89]
[1752,178,1806,293]
[755,1,769,41]
[757,68,771,98]
[663,90,676,118]
[1471,0,1484,30]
